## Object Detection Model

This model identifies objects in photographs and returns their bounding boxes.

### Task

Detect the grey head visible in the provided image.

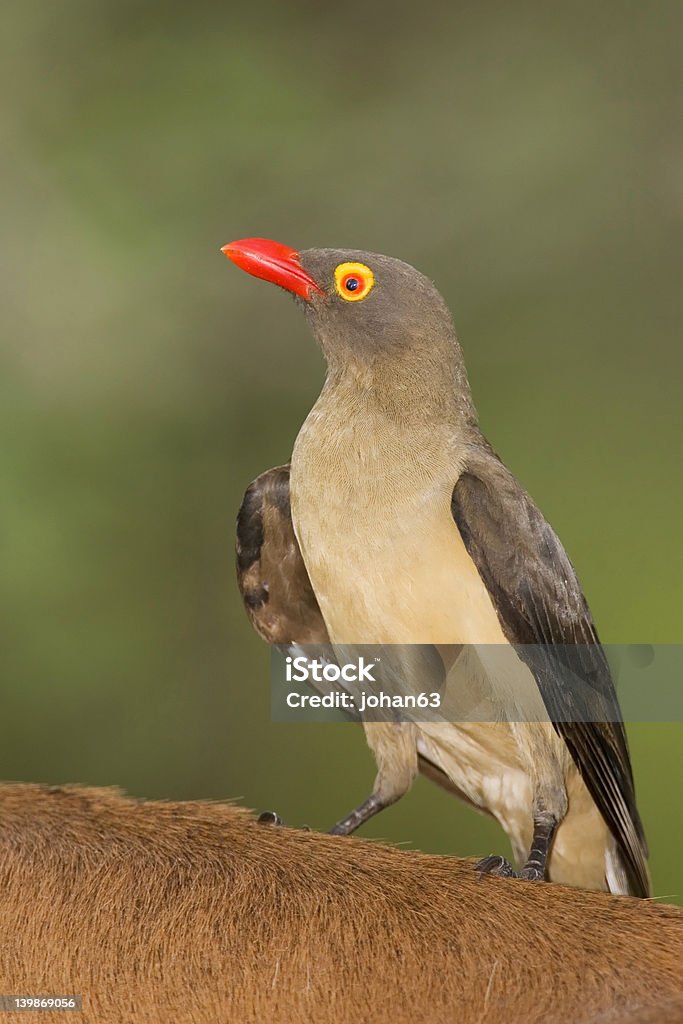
[222,239,473,408]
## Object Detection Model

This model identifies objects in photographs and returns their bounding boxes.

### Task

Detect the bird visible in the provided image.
[223,236,650,898]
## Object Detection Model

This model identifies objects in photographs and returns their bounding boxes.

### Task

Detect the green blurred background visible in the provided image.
[1,3,680,901]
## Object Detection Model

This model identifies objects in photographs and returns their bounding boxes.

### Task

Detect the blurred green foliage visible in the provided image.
[1,2,680,901]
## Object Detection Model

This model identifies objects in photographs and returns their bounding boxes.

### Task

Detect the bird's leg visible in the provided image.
[519,811,558,880]
[476,811,558,882]
[328,793,389,836]
[257,798,385,835]
[257,798,385,836]
[330,723,417,836]
[261,727,415,837]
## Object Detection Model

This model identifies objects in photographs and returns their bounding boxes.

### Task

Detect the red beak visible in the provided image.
[221,238,323,301]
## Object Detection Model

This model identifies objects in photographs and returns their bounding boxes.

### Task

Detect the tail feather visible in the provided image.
[606,839,651,897]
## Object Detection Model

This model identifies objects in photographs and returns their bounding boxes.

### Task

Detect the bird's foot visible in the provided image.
[257,810,285,826]
[328,823,351,836]
[475,854,544,882]
[475,854,517,878]
[257,811,312,831]
[518,864,545,882]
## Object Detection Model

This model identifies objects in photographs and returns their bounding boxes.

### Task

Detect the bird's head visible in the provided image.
[222,238,463,376]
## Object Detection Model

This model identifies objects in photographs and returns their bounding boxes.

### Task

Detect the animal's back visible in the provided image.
[0,783,680,1024]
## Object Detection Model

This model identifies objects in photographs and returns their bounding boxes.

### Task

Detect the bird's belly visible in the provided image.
[292,492,548,717]
[291,497,508,647]
[417,722,533,844]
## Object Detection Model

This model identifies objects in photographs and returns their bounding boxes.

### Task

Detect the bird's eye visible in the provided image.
[334,262,374,302]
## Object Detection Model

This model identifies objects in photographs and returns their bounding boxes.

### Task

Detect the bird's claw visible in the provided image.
[475,854,517,878]
[328,823,349,836]
[475,854,545,882]
[257,811,313,831]
[257,810,285,826]
[519,864,545,882]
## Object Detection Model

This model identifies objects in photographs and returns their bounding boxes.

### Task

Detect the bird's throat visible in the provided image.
[291,370,466,519]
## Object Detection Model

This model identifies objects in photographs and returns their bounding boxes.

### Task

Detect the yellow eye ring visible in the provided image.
[334,262,375,302]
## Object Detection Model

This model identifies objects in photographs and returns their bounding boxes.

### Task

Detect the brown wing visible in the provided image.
[236,464,470,800]
[451,439,650,897]
[236,464,328,646]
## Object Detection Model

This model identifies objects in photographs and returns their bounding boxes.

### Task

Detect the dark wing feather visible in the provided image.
[451,440,650,897]
[236,465,329,647]
[236,464,456,781]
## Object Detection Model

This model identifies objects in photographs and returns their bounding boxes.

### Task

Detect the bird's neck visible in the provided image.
[321,349,475,427]
[291,361,474,515]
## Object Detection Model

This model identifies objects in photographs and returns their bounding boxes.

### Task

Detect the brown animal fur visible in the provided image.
[0,784,680,1024]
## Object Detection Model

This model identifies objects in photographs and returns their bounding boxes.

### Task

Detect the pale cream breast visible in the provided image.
[290,389,509,647]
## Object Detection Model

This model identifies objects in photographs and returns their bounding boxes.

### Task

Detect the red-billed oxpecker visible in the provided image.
[223,238,650,897]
